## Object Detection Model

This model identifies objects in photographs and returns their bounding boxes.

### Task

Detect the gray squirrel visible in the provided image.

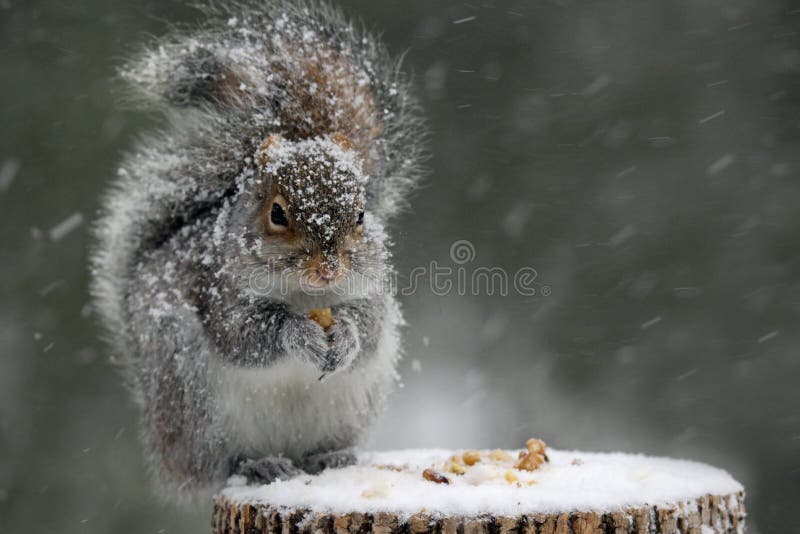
[90,0,425,498]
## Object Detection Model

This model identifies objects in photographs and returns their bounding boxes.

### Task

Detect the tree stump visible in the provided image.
[212,449,745,534]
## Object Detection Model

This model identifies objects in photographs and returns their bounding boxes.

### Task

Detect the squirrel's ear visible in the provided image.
[256,134,284,167]
[121,43,242,109]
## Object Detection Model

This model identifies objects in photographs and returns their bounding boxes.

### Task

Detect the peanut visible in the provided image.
[462,450,482,466]
[446,462,466,475]
[489,449,513,463]
[308,307,333,330]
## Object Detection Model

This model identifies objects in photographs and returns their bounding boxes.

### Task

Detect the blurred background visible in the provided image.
[1,0,798,532]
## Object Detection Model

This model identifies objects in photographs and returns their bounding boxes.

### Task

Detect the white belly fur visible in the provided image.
[214,313,400,459]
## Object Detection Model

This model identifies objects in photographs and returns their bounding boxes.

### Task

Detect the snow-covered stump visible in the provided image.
[212,449,746,534]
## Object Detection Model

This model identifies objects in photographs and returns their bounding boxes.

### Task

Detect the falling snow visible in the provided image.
[48,213,84,241]
[0,158,20,192]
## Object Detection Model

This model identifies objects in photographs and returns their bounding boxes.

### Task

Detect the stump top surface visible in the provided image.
[221,449,742,518]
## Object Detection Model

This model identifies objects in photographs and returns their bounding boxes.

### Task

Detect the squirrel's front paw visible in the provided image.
[321,318,360,375]
[234,456,301,485]
[281,316,329,370]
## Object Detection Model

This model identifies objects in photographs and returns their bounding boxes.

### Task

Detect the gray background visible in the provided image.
[1,0,798,532]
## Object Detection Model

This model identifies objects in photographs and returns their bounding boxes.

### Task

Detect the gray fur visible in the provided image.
[90,0,424,499]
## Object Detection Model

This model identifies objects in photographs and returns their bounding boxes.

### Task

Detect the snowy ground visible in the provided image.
[222,448,743,518]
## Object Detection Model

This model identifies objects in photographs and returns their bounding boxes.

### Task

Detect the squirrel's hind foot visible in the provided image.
[299,448,357,475]
[233,455,302,485]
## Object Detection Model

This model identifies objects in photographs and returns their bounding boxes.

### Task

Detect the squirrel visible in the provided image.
[90,0,425,498]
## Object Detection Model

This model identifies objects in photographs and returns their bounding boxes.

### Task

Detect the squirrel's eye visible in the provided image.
[356,211,364,225]
[267,194,290,233]
[271,203,288,226]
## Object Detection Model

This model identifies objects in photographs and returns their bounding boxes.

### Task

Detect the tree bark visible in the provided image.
[212,490,745,534]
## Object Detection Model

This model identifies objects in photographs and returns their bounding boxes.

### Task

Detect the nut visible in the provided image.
[422,468,450,485]
[514,437,549,471]
[516,452,546,472]
[525,438,547,454]
[489,449,513,463]
[308,307,333,330]
[446,462,466,475]
[504,470,518,484]
[462,450,482,466]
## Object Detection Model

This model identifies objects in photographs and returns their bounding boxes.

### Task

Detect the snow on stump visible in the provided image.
[213,444,745,534]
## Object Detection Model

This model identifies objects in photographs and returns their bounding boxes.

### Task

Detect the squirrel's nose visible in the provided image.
[315,267,335,283]
[303,252,346,287]
[306,265,338,287]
